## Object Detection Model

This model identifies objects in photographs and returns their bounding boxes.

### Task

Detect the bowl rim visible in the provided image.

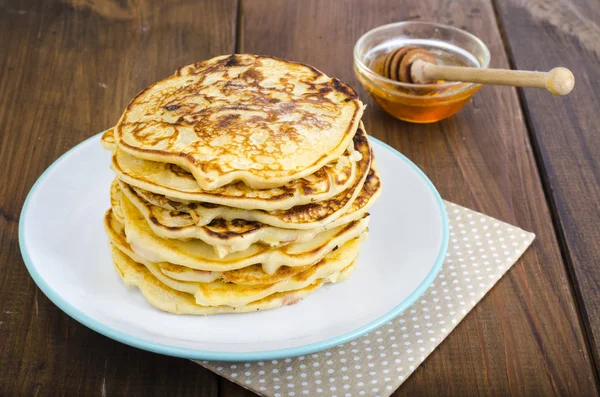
[354,21,491,92]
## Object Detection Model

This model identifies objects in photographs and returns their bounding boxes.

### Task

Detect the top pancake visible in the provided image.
[106,125,367,211]
[115,54,364,190]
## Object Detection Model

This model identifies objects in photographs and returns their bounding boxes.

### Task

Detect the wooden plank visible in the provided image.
[220,378,257,397]
[235,0,599,395]
[493,0,600,377]
[0,0,236,395]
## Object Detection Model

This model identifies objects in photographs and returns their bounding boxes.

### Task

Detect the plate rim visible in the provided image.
[19,133,449,361]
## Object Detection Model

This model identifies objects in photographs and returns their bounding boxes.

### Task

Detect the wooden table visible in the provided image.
[2,0,599,395]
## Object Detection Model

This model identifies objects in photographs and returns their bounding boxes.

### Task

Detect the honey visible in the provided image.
[355,42,483,123]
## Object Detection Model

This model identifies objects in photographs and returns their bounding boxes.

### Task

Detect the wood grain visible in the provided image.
[493,0,600,378]
[0,0,236,395]
[232,0,598,395]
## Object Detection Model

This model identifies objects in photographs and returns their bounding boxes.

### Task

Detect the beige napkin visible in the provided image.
[194,201,535,396]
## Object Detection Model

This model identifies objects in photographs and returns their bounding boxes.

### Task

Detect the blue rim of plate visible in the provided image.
[19,133,449,362]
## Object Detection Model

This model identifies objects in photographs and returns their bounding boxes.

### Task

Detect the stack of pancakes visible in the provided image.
[102,54,382,314]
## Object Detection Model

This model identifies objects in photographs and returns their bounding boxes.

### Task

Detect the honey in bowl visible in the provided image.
[354,22,491,123]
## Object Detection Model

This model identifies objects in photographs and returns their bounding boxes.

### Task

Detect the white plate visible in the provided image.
[19,134,448,361]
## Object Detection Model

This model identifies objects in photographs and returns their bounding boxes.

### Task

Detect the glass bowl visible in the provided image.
[354,21,490,123]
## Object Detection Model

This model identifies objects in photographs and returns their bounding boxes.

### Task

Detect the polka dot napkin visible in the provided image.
[194,201,535,396]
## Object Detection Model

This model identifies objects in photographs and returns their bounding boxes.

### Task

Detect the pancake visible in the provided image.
[110,245,356,315]
[101,129,117,152]
[157,261,222,283]
[110,179,125,223]
[220,263,308,286]
[105,208,363,286]
[117,193,370,274]
[109,218,363,307]
[134,166,381,231]
[117,180,340,257]
[109,125,368,211]
[114,54,364,190]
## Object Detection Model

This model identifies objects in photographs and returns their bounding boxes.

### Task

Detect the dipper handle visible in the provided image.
[412,60,574,95]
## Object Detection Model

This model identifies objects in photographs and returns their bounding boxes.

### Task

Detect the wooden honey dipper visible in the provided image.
[382,46,574,95]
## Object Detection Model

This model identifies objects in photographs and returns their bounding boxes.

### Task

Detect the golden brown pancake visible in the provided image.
[122,130,378,233]
[108,215,363,307]
[107,125,368,211]
[110,245,356,315]
[114,54,364,190]
[114,193,370,274]
[105,208,365,287]
[115,180,340,257]
[132,166,381,231]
